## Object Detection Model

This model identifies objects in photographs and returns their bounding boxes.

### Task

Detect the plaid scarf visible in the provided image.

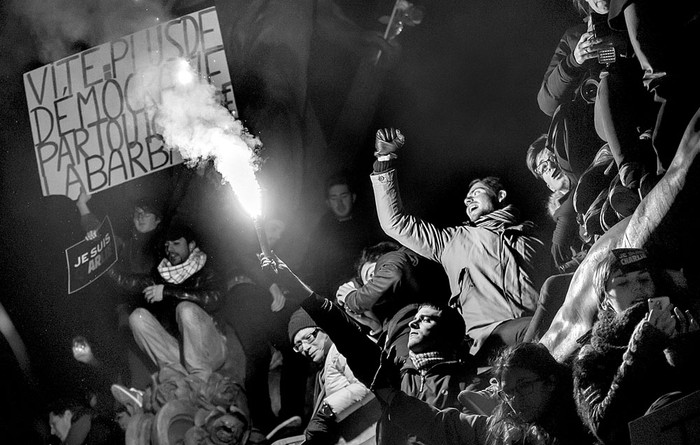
[409,351,450,374]
[157,247,207,284]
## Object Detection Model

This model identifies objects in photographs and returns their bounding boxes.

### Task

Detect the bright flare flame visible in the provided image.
[141,59,263,218]
[175,59,195,86]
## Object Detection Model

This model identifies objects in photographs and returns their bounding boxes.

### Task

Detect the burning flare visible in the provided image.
[138,58,264,218]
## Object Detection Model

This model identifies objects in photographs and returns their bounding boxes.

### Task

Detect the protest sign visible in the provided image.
[65,216,118,294]
[23,6,236,199]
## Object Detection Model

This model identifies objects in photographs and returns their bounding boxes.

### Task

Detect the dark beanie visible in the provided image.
[288,308,317,343]
[164,223,196,243]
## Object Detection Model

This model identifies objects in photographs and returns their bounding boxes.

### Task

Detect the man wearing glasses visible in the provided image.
[288,308,378,445]
[264,253,473,445]
[301,299,472,445]
[521,135,593,344]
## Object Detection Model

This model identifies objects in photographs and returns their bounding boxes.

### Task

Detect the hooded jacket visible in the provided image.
[371,169,548,354]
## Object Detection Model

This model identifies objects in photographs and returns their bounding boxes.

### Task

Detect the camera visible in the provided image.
[580,78,599,104]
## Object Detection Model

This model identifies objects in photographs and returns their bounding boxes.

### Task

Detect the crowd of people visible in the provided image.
[27,0,700,444]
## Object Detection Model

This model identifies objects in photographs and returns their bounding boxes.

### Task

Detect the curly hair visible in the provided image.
[485,342,579,445]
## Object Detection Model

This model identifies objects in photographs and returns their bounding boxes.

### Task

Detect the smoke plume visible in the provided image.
[10,0,170,64]
[135,59,264,217]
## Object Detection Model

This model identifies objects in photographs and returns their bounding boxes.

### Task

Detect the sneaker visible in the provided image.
[458,378,500,416]
[111,384,144,415]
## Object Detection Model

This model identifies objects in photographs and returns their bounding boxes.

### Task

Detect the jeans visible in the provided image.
[129,302,226,380]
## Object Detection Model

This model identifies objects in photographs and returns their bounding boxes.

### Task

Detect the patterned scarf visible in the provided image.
[409,351,450,374]
[157,247,207,284]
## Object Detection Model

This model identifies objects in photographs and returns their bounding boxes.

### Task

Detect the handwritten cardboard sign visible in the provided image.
[23,6,236,199]
[65,216,118,294]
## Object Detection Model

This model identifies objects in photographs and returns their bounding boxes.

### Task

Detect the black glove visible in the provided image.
[375,128,405,158]
[371,346,403,392]
[259,253,314,303]
[303,404,339,445]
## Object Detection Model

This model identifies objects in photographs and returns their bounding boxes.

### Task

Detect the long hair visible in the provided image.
[485,343,582,445]
[592,248,663,311]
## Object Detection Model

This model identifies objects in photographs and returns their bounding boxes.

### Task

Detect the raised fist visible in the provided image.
[375,128,405,159]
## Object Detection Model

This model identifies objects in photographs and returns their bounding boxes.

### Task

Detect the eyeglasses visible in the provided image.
[535,158,557,177]
[293,328,322,352]
[497,378,544,403]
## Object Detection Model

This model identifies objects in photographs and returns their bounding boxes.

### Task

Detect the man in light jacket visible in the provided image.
[370,128,551,364]
[288,308,379,445]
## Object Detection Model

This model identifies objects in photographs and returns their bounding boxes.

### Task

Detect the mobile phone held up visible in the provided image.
[648,296,671,312]
[590,12,617,64]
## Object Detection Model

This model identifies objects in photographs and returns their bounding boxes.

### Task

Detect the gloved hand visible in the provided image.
[375,128,405,159]
[259,253,313,303]
[371,346,402,392]
[303,405,339,445]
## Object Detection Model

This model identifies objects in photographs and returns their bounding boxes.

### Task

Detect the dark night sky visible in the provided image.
[0,0,581,423]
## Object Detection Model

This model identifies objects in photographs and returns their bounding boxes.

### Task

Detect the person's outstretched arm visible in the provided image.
[371,128,456,262]
[263,254,382,386]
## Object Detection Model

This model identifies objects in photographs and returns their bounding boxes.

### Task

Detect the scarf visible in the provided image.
[409,351,450,374]
[590,301,648,354]
[157,247,207,284]
[469,204,521,231]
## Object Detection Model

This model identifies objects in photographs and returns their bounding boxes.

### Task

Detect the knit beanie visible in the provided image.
[288,308,317,343]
